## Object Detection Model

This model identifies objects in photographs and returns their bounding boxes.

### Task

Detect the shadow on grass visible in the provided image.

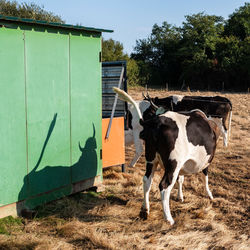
[0,242,38,250]
[34,190,128,223]
[69,238,98,249]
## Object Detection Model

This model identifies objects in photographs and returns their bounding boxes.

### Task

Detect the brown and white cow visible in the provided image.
[113,87,222,225]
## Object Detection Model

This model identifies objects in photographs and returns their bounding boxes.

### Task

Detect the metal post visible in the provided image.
[121,164,125,172]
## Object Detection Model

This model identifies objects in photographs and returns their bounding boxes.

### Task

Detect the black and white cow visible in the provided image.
[125,93,232,167]
[144,94,232,147]
[114,87,222,225]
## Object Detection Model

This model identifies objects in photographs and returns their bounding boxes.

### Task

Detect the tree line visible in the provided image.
[132,3,250,91]
[1,1,249,91]
[0,0,64,23]
[104,3,249,91]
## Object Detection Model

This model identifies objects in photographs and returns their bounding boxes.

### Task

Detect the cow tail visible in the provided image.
[113,87,143,120]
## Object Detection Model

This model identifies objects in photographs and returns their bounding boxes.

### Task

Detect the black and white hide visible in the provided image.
[139,110,221,225]
[144,94,232,147]
[113,87,222,225]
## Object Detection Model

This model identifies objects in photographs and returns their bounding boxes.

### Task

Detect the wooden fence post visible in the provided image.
[166,83,168,91]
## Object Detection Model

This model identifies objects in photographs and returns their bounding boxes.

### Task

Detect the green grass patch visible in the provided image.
[71,191,101,202]
[85,191,100,199]
[0,216,23,235]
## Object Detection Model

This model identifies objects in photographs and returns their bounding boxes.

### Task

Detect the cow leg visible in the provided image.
[140,161,157,219]
[177,175,184,202]
[223,110,232,146]
[221,118,228,147]
[228,111,232,141]
[159,161,179,225]
[125,129,134,146]
[202,168,213,200]
[222,127,228,147]
[129,138,143,167]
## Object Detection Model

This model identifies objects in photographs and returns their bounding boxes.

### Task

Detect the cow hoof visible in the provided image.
[168,219,175,226]
[139,208,148,220]
[164,215,175,225]
[177,196,184,202]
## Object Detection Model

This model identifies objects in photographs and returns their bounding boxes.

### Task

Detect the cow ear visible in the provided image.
[156,107,165,115]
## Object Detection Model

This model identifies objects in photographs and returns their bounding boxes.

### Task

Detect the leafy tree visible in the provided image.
[131,4,249,91]
[149,22,182,85]
[238,37,250,89]
[180,13,224,55]
[132,22,182,86]
[102,39,139,86]
[0,0,64,23]
[239,37,250,73]
[224,2,250,40]
[102,38,128,62]
[215,35,250,90]
[179,13,224,89]
[216,36,241,69]
[215,36,241,88]
[126,59,140,86]
[132,38,154,85]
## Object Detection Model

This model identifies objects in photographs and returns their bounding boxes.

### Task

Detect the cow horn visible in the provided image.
[92,123,96,138]
[149,98,159,110]
[78,142,84,152]
[142,91,152,102]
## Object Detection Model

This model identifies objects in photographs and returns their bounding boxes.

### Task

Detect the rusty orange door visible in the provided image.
[102,117,125,168]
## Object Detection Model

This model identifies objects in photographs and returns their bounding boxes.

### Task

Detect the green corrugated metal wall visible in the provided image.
[0,24,102,211]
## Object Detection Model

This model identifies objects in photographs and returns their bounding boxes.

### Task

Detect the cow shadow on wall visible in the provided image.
[17,113,98,216]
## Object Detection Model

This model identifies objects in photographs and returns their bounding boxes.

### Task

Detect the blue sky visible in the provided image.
[15,0,247,54]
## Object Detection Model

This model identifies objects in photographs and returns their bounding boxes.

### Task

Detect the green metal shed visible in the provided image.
[0,15,113,217]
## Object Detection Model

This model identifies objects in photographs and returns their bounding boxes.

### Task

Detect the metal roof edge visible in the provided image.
[102,61,127,66]
[0,15,113,33]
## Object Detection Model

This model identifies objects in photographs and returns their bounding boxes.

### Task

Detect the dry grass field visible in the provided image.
[0,88,249,249]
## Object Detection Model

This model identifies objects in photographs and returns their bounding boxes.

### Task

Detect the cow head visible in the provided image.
[142,95,160,121]
[207,117,224,144]
[143,94,169,121]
